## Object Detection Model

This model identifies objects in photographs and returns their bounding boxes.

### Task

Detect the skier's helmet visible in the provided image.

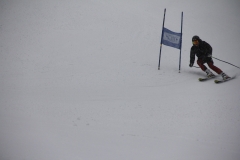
[192,35,200,41]
[192,35,200,46]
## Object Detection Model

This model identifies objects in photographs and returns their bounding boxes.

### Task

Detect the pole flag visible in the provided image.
[162,28,182,49]
[158,9,183,73]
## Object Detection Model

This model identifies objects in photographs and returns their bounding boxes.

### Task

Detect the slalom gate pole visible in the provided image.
[158,8,166,70]
[212,56,240,69]
[179,12,183,73]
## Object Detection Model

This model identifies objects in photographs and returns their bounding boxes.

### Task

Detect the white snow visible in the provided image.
[1,0,240,160]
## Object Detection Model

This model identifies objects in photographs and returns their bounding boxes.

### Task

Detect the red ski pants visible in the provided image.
[197,59,222,74]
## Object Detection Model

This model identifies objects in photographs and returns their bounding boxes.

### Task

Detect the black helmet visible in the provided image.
[192,35,200,41]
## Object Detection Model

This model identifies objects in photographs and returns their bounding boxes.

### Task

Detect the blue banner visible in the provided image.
[162,27,182,49]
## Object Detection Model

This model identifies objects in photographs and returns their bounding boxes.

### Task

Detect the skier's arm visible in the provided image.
[201,42,212,62]
[206,44,212,57]
[204,42,212,57]
[189,47,195,66]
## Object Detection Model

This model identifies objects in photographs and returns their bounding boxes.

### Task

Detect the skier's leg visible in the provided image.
[197,59,214,77]
[207,61,230,79]
[197,59,207,71]
[207,61,222,74]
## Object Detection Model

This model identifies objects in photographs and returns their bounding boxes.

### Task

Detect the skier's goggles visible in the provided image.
[192,40,199,45]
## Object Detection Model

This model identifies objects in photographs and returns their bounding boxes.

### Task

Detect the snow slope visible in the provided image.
[0,0,240,159]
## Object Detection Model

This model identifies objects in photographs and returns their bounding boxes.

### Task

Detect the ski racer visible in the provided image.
[189,35,230,80]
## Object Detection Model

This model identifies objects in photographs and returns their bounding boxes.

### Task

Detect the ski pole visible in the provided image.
[212,56,240,69]
[193,66,200,68]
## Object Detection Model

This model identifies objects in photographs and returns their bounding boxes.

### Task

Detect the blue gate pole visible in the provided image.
[179,12,183,73]
[158,8,166,70]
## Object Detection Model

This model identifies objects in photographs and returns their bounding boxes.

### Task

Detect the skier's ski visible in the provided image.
[199,76,215,82]
[214,75,236,84]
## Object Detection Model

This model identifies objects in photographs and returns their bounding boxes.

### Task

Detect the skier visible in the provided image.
[189,35,230,80]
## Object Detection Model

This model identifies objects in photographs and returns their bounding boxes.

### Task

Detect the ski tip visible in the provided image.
[198,76,215,81]
[214,80,219,83]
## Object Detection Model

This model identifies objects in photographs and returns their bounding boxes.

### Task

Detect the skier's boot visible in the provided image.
[205,69,215,78]
[220,72,230,80]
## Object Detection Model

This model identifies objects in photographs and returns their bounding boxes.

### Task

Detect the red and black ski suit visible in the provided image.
[190,40,222,74]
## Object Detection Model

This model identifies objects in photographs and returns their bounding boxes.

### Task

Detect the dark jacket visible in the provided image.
[190,39,212,64]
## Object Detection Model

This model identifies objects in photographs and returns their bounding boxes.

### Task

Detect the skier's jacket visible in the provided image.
[190,39,212,64]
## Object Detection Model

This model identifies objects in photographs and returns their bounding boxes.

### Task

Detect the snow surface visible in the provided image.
[1,0,240,159]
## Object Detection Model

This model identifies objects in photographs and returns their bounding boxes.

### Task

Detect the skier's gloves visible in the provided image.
[189,63,193,67]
